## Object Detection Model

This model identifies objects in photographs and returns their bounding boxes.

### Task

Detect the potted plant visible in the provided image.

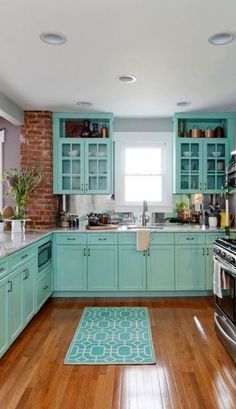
[175,201,189,221]
[2,167,44,231]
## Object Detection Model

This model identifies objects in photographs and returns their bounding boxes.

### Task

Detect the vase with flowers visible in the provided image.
[2,167,44,229]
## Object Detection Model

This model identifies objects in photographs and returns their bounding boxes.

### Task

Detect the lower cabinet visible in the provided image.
[23,258,37,325]
[175,245,206,290]
[0,277,8,357]
[7,268,24,344]
[118,246,146,290]
[56,245,87,290]
[87,245,118,291]
[147,246,175,290]
[36,264,53,311]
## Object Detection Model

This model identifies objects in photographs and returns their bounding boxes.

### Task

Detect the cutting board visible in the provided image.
[86,224,119,230]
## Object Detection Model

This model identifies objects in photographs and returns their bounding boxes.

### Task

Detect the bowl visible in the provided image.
[183,151,192,157]
[212,152,221,157]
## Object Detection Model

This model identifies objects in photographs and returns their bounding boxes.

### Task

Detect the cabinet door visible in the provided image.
[7,270,23,344]
[175,245,206,290]
[87,246,118,291]
[23,259,36,325]
[84,139,111,194]
[58,139,85,193]
[147,246,175,290]
[176,139,203,193]
[119,246,146,291]
[203,140,227,193]
[56,245,87,290]
[0,279,8,358]
[205,245,214,290]
[36,266,52,311]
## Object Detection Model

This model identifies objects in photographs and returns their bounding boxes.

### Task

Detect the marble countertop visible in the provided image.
[0,224,233,260]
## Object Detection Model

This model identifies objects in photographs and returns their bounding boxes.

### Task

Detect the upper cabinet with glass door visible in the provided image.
[53,112,113,194]
[173,113,234,194]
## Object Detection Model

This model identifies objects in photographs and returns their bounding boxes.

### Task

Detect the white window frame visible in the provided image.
[114,132,173,212]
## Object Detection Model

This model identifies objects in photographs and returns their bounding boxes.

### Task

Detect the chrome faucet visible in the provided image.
[142,200,148,226]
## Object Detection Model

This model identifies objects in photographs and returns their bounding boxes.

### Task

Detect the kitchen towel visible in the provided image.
[136,229,150,251]
[213,257,222,298]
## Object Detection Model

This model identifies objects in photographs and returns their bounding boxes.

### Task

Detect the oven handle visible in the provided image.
[214,312,236,346]
[213,255,236,276]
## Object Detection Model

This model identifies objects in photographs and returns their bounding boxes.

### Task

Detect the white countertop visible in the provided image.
[0,225,232,260]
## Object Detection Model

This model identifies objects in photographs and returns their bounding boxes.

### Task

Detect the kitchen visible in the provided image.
[0,1,236,408]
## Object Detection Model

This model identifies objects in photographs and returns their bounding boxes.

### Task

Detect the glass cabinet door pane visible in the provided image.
[62,144,70,157]
[72,160,81,174]
[62,160,70,174]
[62,176,70,190]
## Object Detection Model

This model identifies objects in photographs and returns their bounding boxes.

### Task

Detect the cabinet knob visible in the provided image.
[0,267,5,272]
[43,285,48,290]
[202,248,205,256]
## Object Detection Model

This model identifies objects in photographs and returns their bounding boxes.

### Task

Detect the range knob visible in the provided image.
[221,252,226,258]
[227,255,235,264]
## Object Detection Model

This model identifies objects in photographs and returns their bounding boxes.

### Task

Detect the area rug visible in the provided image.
[64,307,155,365]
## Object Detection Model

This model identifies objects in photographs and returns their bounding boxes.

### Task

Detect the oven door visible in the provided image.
[214,257,236,325]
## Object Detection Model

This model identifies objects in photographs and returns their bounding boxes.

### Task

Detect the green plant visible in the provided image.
[175,201,188,213]
[2,167,44,219]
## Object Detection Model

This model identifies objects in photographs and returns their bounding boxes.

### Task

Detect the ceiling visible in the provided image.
[1,0,236,117]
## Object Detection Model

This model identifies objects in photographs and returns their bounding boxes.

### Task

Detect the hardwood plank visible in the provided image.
[0,297,235,409]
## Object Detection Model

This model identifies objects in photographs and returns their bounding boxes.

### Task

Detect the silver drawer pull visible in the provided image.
[8,281,12,292]
[0,267,5,272]
[186,237,194,241]
[23,268,29,280]
[21,254,28,259]
[43,285,48,290]
[67,238,75,241]
[98,238,107,241]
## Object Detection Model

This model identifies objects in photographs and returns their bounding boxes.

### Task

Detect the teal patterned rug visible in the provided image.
[64,307,155,365]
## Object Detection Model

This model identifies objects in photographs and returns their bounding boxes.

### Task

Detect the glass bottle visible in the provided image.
[101,124,108,138]
[81,120,91,137]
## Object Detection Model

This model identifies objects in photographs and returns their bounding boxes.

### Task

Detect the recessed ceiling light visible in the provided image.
[76,101,93,107]
[208,32,235,45]
[176,101,191,107]
[39,32,67,45]
[118,74,136,83]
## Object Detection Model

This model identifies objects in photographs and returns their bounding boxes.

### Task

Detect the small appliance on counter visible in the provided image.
[59,212,79,229]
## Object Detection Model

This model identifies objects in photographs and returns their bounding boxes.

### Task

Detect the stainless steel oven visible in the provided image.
[38,240,52,272]
[213,238,236,363]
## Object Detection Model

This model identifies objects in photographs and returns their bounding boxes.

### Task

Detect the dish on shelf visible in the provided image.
[211,152,221,157]
[69,150,80,157]
[183,151,192,157]
[98,152,106,157]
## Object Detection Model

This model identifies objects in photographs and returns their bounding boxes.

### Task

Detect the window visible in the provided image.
[114,132,173,212]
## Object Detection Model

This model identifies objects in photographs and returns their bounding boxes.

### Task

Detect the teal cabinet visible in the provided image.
[36,264,52,311]
[22,259,37,325]
[175,245,206,290]
[53,112,113,194]
[7,269,23,344]
[173,112,234,194]
[56,245,87,291]
[0,277,8,358]
[87,246,118,291]
[118,246,146,290]
[147,246,175,290]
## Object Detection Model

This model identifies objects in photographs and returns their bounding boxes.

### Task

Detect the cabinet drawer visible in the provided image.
[118,233,136,245]
[0,258,8,279]
[36,266,52,311]
[206,232,225,244]
[87,233,118,245]
[150,233,174,245]
[9,246,36,271]
[175,233,205,245]
[55,233,86,245]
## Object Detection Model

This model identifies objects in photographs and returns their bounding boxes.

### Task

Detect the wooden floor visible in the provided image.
[0,297,236,409]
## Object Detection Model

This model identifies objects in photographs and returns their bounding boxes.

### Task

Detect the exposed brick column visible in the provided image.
[20,111,58,229]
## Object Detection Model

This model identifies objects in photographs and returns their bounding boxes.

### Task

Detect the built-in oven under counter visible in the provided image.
[213,238,236,363]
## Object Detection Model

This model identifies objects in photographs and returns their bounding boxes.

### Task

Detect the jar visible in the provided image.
[101,124,108,138]
[205,129,214,138]
[192,128,202,138]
